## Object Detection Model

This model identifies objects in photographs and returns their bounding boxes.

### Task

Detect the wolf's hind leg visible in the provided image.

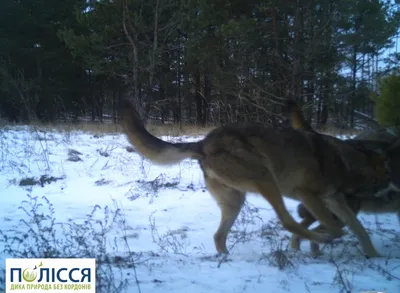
[325,193,380,258]
[205,176,245,254]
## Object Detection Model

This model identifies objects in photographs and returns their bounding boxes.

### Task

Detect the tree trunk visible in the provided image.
[195,70,202,124]
[122,0,141,114]
[350,44,357,128]
[203,71,211,126]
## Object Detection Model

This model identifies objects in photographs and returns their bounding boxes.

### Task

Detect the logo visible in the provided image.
[6,258,95,293]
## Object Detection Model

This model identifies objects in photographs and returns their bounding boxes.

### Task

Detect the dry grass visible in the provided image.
[0,117,365,138]
[42,122,123,134]
[0,120,217,137]
[147,123,216,137]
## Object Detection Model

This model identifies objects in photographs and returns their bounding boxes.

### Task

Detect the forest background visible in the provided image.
[2,0,400,130]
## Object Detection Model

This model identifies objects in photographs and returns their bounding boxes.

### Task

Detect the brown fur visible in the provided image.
[286,99,400,256]
[120,99,390,257]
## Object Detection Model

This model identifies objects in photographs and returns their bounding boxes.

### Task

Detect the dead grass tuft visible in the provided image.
[0,121,217,137]
[146,123,216,137]
[37,122,123,134]
[1,119,367,139]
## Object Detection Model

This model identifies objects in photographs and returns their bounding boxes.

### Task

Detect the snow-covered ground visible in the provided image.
[0,126,399,293]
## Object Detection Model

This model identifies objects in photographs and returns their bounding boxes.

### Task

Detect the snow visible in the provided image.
[0,126,399,293]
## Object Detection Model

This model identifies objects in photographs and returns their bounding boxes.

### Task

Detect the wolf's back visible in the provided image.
[120,100,202,165]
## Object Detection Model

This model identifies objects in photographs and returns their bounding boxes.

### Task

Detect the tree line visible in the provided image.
[1,0,400,129]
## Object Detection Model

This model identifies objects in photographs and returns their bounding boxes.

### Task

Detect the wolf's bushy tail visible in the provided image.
[120,100,202,165]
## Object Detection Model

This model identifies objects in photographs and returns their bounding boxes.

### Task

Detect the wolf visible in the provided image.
[120,99,392,257]
[286,100,400,255]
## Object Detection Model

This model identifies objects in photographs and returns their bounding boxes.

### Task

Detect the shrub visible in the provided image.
[373,75,400,127]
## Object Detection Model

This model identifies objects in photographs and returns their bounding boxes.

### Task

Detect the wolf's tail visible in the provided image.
[120,100,203,165]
